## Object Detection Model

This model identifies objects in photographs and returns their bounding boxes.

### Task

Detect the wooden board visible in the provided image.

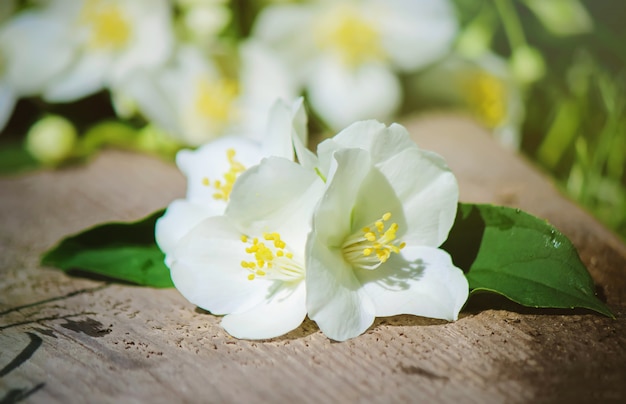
[1,114,625,403]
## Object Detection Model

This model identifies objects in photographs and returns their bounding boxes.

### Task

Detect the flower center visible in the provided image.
[463,71,507,129]
[315,6,385,67]
[201,148,245,201]
[342,212,405,270]
[240,232,304,282]
[194,77,239,128]
[80,0,131,50]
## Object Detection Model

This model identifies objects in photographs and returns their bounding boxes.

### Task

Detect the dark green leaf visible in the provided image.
[42,209,173,288]
[442,203,613,317]
[0,142,41,174]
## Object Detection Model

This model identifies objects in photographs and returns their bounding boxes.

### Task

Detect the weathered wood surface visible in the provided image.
[1,114,625,403]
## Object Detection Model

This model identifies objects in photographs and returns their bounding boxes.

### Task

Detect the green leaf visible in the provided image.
[0,142,41,174]
[442,203,613,317]
[42,209,173,288]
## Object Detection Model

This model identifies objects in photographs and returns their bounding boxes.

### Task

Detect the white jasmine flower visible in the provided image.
[306,121,468,341]
[124,41,296,146]
[410,53,524,149]
[170,156,325,339]
[253,0,457,129]
[0,54,16,132]
[0,0,174,102]
[175,0,231,47]
[155,98,307,262]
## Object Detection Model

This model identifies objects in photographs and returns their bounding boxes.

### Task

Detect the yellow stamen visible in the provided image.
[463,71,507,129]
[202,148,246,201]
[342,212,405,270]
[315,5,385,67]
[194,77,239,127]
[239,231,304,281]
[80,0,131,50]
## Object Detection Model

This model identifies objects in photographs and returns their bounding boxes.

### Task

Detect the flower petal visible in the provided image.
[306,236,375,341]
[356,246,468,320]
[154,199,214,260]
[317,120,417,177]
[226,156,325,251]
[0,11,73,95]
[43,52,110,102]
[171,216,273,315]
[312,148,373,247]
[375,148,458,246]
[307,59,402,131]
[378,0,457,71]
[177,135,264,205]
[0,83,16,132]
[221,281,307,340]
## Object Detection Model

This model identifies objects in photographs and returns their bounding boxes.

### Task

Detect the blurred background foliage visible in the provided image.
[0,0,624,241]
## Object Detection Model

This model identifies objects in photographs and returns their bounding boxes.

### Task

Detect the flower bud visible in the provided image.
[510,46,545,85]
[25,115,77,165]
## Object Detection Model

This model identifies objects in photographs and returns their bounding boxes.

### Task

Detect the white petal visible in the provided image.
[176,135,264,205]
[316,120,417,176]
[171,216,273,315]
[236,40,298,141]
[110,0,174,84]
[0,84,16,132]
[376,148,458,246]
[312,148,372,247]
[221,281,307,339]
[356,246,468,320]
[154,199,214,259]
[226,157,325,252]
[306,236,375,341]
[260,98,297,161]
[0,11,74,95]
[378,0,457,71]
[43,53,110,102]
[120,69,180,134]
[307,59,402,130]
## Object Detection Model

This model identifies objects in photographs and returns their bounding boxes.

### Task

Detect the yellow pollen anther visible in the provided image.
[203,148,246,200]
[80,0,131,50]
[239,231,304,281]
[194,77,239,126]
[342,212,405,270]
[248,274,255,281]
[315,5,386,67]
[463,71,507,129]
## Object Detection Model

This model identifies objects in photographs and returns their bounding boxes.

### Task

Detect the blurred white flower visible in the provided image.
[175,0,231,47]
[410,53,525,149]
[156,98,307,262]
[0,0,174,102]
[253,0,457,129]
[0,50,16,132]
[124,41,297,146]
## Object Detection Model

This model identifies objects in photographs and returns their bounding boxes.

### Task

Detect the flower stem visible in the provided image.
[493,0,527,51]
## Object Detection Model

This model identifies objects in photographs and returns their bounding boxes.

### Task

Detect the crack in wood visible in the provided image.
[0,312,96,331]
[0,285,109,317]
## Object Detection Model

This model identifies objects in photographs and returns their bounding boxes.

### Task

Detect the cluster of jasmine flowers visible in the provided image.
[0,0,528,153]
[157,99,469,341]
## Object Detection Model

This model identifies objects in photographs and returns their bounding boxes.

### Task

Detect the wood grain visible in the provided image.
[1,114,625,403]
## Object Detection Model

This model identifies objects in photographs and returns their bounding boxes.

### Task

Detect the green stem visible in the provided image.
[494,0,527,51]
